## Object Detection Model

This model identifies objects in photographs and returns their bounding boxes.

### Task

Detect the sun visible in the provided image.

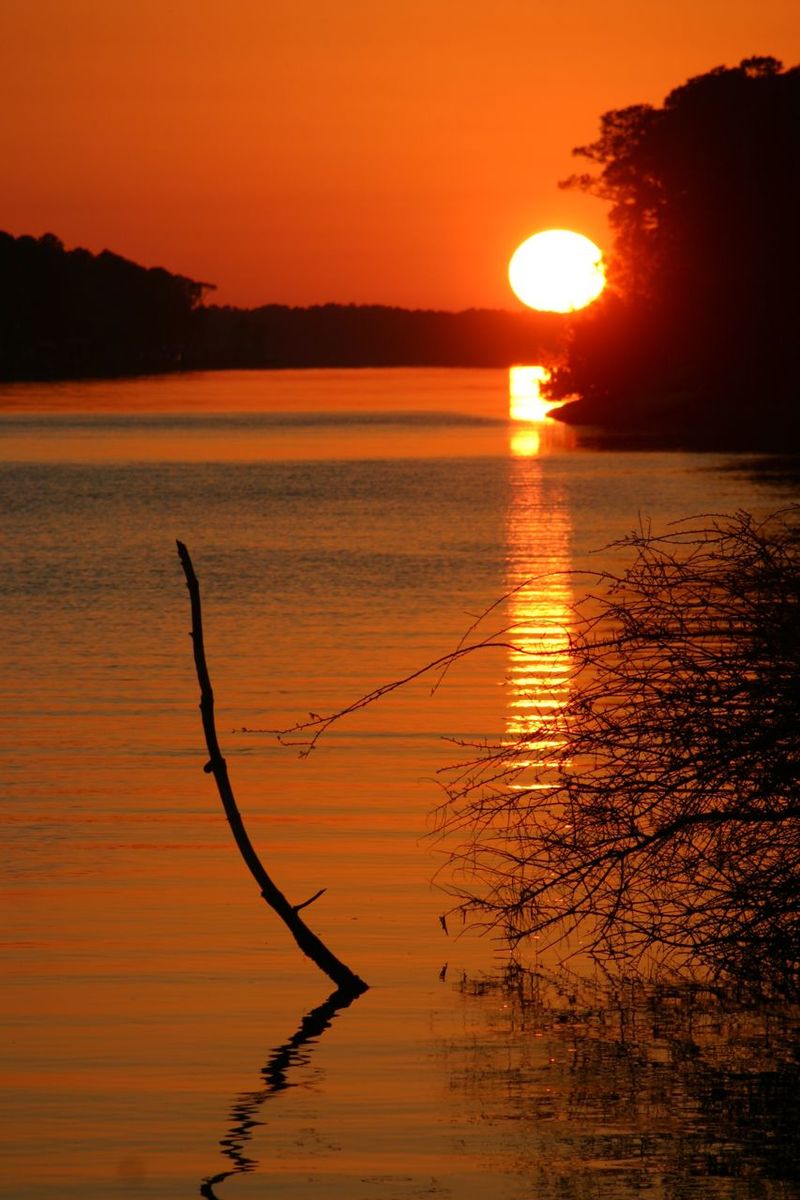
[508,229,605,313]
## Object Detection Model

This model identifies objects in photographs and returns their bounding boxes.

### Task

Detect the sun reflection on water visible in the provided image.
[510,426,542,457]
[509,364,554,424]
[505,368,573,787]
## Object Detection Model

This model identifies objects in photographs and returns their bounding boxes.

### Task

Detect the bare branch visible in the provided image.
[176,540,367,997]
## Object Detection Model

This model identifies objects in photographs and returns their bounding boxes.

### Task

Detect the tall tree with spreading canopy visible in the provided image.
[552,57,800,434]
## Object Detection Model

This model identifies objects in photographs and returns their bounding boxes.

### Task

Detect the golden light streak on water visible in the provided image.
[505,370,573,786]
[509,365,554,424]
[510,426,542,457]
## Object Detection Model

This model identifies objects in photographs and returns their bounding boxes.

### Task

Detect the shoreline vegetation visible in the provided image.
[0,229,562,383]
[552,56,800,442]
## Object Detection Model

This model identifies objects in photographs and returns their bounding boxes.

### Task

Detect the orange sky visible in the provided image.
[1,0,798,310]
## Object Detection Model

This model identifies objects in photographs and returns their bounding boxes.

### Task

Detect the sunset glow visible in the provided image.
[2,3,795,308]
[508,230,605,313]
[4,0,800,1190]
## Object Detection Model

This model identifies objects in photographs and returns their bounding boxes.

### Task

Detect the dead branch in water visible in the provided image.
[176,540,367,997]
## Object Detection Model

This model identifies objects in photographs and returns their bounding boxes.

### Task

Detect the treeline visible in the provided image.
[191,302,562,370]
[551,56,800,438]
[0,230,560,381]
[0,230,210,379]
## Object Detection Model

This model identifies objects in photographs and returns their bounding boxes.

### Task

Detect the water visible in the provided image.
[2,367,798,1198]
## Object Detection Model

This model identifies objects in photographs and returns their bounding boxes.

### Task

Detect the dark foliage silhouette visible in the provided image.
[0,230,212,379]
[551,57,800,435]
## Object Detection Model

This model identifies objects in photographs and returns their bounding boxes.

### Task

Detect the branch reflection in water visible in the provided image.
[200,988,362,1198]
[454,968,800,1196]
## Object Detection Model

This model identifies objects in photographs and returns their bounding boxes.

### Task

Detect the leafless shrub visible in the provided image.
[436,509,800,995]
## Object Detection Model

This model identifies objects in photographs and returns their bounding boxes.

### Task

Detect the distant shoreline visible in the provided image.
[0,305,563,385]
[0,230,564,385]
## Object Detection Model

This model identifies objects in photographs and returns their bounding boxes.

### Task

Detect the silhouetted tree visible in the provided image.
[552,57,800,434]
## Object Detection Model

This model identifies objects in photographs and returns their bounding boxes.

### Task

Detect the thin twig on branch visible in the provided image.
[176,540,367,997]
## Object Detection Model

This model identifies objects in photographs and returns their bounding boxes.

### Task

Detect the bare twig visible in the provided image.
[293,888,327,914]
[239,634,519,754]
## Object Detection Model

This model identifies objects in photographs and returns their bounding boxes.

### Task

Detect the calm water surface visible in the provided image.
[2,368,798,1199]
